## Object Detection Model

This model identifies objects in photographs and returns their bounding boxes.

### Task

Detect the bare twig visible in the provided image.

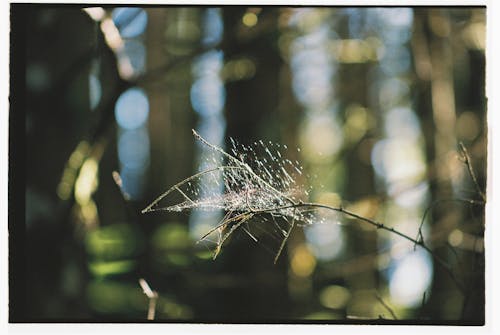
[143,131,469,292]
[458,142,486,202]
[139,278,158,321]
[175,185,195,205]
[375,293,398,320]
[255,201,465,292]
[417,291,427,319]
[415,198,484,249]
[197,211,251,242]
[274,214,295,264]
[213,213,253,259]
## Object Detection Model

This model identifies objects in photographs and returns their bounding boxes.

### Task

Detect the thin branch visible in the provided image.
[415,198,484,249]
[417,291,427,319]
[241,225,258,243]
[242,201,465,292]
[213,213,253,259]
[197,211,252,242]
[175,185,195,205]
[458,142,486,202]
[375,293,398,320]
[274,214,295,264]
[139,278,158,321]
[192,129,242,166]
[143,131,471,292]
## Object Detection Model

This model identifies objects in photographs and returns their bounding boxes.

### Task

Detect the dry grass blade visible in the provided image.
[139,278,158,320]
[213,213,254,259]
[274,214,294,264]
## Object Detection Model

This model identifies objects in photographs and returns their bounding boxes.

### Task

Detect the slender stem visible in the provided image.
[213,213,253,259]
[375,293,398,320]
[416,198,484,247]
[144,132,471,293]
[459,142,486,202]
[246,201,465,292]
[274,214,295,264]
[175,185,195,205]
[198,211,252,242]
[417,291,427,319]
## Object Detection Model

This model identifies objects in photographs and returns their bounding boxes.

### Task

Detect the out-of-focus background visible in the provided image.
[10,5,486,322]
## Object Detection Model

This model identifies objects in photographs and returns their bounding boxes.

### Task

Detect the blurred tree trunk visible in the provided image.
[412,7,460,321]
[145,8,171,205]
[142,6,199,314]
[220,7,291,320]
[145,8,196,204]
[411,8,485,322]
[276,22,313,316]
[21,6,97,319]
[335,12,379,318]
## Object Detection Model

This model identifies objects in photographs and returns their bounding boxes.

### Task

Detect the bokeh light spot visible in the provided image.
[89,73,102,110]
[115,87,149,130]
[112,8,148,38]
[389,251,432,307]
[291,244,317,277]
[456,111,480,141]
[320,285,351,309]
[242,12,258,27]
[117,128,150,170]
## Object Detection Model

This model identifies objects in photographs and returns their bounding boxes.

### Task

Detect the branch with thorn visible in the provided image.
[142,130,470,292]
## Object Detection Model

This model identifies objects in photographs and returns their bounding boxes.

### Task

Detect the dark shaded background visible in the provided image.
[10,5,486,323]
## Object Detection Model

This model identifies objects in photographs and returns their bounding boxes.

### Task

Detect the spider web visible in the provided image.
[142,130,337,262]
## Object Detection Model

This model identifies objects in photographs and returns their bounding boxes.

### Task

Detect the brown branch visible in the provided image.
[274,214,295,264]
[213,213,253,260]
[143,131,468,293]
[415,198,484,249]
[244,201,465,292]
